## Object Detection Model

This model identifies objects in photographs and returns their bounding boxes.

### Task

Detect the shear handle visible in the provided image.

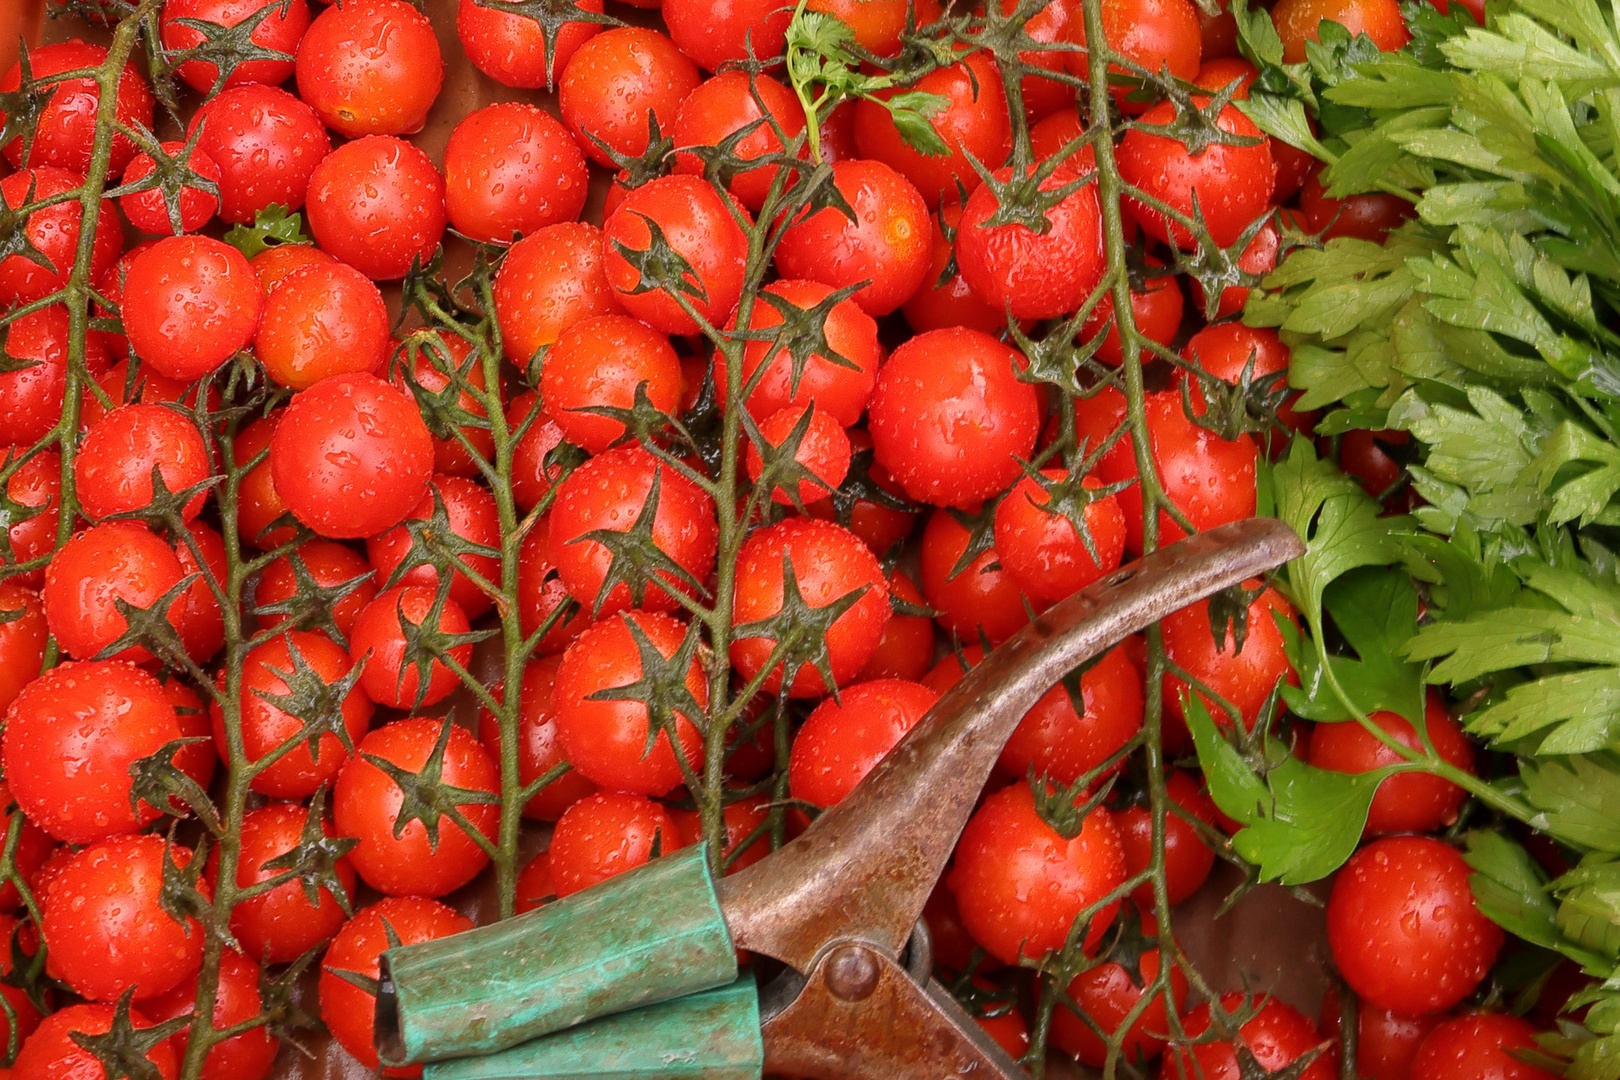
[715,517,1304,975]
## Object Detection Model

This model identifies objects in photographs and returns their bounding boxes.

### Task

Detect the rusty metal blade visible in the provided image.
[715,517,1304,972]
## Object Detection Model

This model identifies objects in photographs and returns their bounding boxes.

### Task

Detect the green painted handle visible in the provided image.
[421,977,763,1080]
[378,846,739,1066]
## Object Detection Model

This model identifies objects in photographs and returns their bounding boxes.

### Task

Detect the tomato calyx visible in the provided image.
[1028,769,1113,841]
[1178,353,1295,444]
[358,716,502,851]
[583,617,708,772]
[1129,76,1263,157]
[468,0,623,88]
[74,987,192,1079]
[106,127,220,236]
[128,736,218,828]
[258,789,360,916]
[250,550,375,651]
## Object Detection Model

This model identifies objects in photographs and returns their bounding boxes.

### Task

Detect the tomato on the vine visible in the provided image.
[789,679,939,811]
[41,521,187,663]
[603,174,752,335]
[255,262,391,390]
[548,790,685,897]
[1166,994,1335,1080]
[478,655,597,821]
[444,103,588,242]
[143,949,278,1080]
[222,801,359,965]
[1052,947,1189,1066]
[296,0,443,138]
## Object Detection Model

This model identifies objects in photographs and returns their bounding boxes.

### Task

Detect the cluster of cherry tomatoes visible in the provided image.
[0,0,1553,1073]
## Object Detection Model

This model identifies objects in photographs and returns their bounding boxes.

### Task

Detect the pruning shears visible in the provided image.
[374,517,1304,1080]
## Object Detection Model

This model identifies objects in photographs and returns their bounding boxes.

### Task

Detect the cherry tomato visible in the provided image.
[173,521,228,663]
[216,629,373,798]
[1162,583,1296,731]
[13,1002,178,1080]
[1069,0,1202,111]
[189,84,332,224]
[457,0,603,89]
[161,0,310,92]
[1199,0,1240,57]
[949,781,1125,963]
[775,158,932,317]
[1334,428,1409,497]
[903,202,1010,335]
[1001,644,1143,787]
[1082,257,1184,366]
[478,656,597,821]
[348,584,473,709]
[855,52,1008,207]
[1272,0,1410,62]
[548,790,684,897]
[306,135,447,280]
[1327,836,1504,1015]
[857,569,934,682]
[0,41,152,174]
[957,165,1105,320]
[603,174,752,335]
[553,610,708,797]
[663,0,791,70]
[803,429,919,556]
[79,353,195,432]
[1309,692,1475,836]
[746,405,853,505]
[319,897,472,1079]
[1183,321,1315,438]
[334,716,499,897]
[255,262,390,390]
[0,167,124,306]
[722,277,882,426]
[444,102,588,243]
[1167,993,1335,1080]
[1118,98,1275,249]
[2,448,61,590]
[119,140,223,234]
[806,0,943,54]
[44,834,206,1002]
[41,521,186,663]
[1118,769,1218,906]
[270,372,434,540]
[1052,948,1189,1066]
[1299,166,1416,243]
[143,949,278,1080]
[547,445,718,616]
[1410,1014,1559,1080]
[790,679,939,810]
[1,311,102,449]
[542,314,682,454]
[1189,218,1280,319]
[558,28,701,167]
[0,582,46,713]
[223,801,359,964]
[366,475,502,618]
[495,222,624,363]
[994,469,1126,604]
[296,0,443,137]
[515,850,555,913]
[919,507,1035,647]
[517,518,592,653]
[392,331,498,478]
[122,235,264,381]
[672,73,805,210]
[75,403,211,521]
[730,517,892,698]
[1317,986,1442,1080]
[233,412,297,550]
[870,327,1041,507]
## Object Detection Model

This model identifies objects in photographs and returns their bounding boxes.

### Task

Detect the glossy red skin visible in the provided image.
[189,84,332,223]
[119,140,222,234]
[672,73,805,210]
[554,611,708,797]
[306,135,447,280]
[1200,0,1240,58]
[1165,994,1334,1080]
[746,405,853,505]
[1069,0,1202,110]
[559,28,702,167]
[160,678,219,805]
[995,0,1078,120]
[870,327,1041,508]
[174,521,228,663]
[542,314,682,453]
[1053,948,1188,1066]
[392,331,497,478]
[1411,1014,1559,1080]
[319,898,473,1078]
[1119,100,1275,249]
[2,659,178,844]
[1310,694,1475,836]
[1,308,104,447]
[222,801,358,964]
[923,881,994,975]
[994,470,1126,604]
[367,476,502,618]
[42,522,186,663]
[855,52,1008,207]
[296,0,443,137]
[250,242,333,293]
[335,717,499,897]
[495,222,624,363]
[1337,428,1410,497]
[234,413,297,550]
[445,103,588,243]
[1318,986,1443,1080]
[0,42,152,174]
[0,167,123,305]
[479,656,597,820]
[1300,167,1416,243]
[13,1002,178,1080]
[1090,389,1258,553]
[857,570,933,683]
[457,0,603,88]
[804,431,919,557]
[1118,770,1218,906]
[663,0,791,70]
[949,782,1125,963]
[516,521,591,653]
[775,159,933,316]
[603,174,752,335]
[549,791,684,898]
[516,850,555,913]
[270,372,434,540]
[790,679,940,810]
[161,0,310,91]
[349,585,473,709]
[806,0,942,53]
[1328,837,1505,1015]
[1190,219,1280,319]
[672,793,771,875]
[2,448,60,587]
[1000,645,1143,788]
[957,165,1105,320]
[1161,584,1296,731]
[256,262,390,390]
[1183,321,1314,437]
[548,446,719,617]
[123,235,264,381]
[45,835,206,1002]
[80,354,195,431]
[0,583,46,714]
[903,202,1009,335]
[730,518,893,698]
[724,278,881,427]
[144,949,278,1080]
[919,508,1034,647]
[1273,0,1410,61]
[217,629,373,798]
[76,404,211,521]
[1083,258,1184,366]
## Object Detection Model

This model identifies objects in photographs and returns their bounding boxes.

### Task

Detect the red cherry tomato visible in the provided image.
[603,174,752,335]
[143,948,278,1080]
[517,518,592,653]
[1166,993,1335,1080]
[1082,257,1185,366]
[1183,321,1315,438]
[0,582,46,714]
[1069,0,1202,111]
[662,0,791,71]
[122,235,264,381]
[999,644,1143,787]
[1117,769,1218,906]
[444,102,588,243]
[0,167,124,306]
[348,584,473,709]
[541,314,682,454]
[902,202,1010,335]
[0,41,153,174]
[13,1002,178,1080]
[456,0,603,89]
[548,790,685,897]
[919,507,1034,647]
[956,165,1105,320]
[119,140,223,234]
[745,404,853,505]
[672,73,806,210]
[75,404,211,521]
[41,521,186,663]
[671,792,772,874]
[161,0,311,92]
[1162,583,1297,731]
[1309,692,1476,836]
[1411,1014,1560,1080]
[722,277,882,426]
[256,262,390,390]
[1272,0,1410,62]
[515,850,555,914]
[558,28,701,167]
[789,679,939,810]
[806,0,943,54]
[857,569,934,683]
[296,0,444,137]
[234,413,296,550]
[188,84,332,224]
[366,475,503,618]
[1299,166,1416,243]
[495,222,624,363]
[1118,98,1275,249]
[854,52,1008,207]
[306,135,447,280]
[223,801,359,965]
[479,655,598,821]
[1052,948,1189,1066]
[391,331,499,478]
[1318,986,1443,1080]
[993,469,1127,604]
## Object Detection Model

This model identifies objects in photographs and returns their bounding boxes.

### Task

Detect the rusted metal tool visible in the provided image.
[378,517,1305,1080]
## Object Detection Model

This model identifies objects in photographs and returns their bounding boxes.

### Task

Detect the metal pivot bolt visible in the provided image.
[824,945,881,1002]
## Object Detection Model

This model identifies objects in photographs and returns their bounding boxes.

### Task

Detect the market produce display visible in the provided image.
[1,0,1617,1074]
